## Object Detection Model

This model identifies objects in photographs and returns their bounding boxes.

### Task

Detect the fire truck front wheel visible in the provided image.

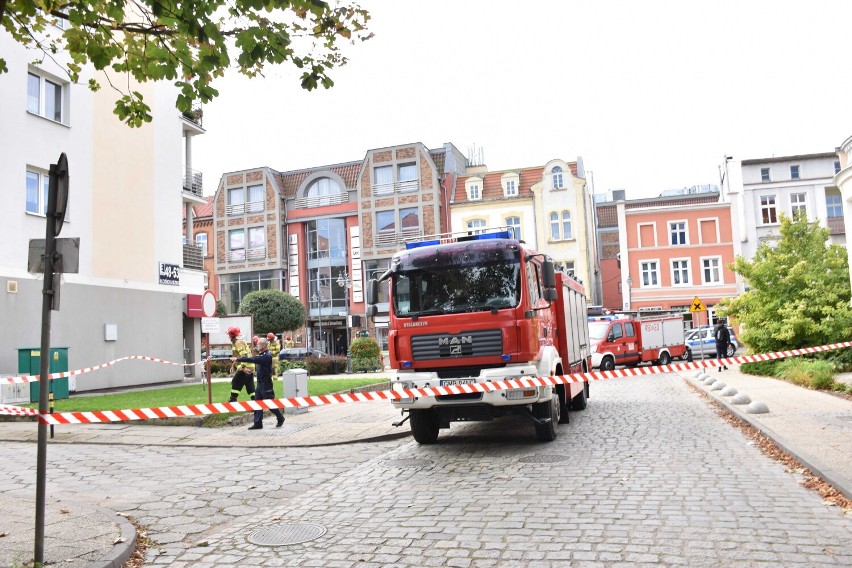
[533,396,559,442]
[657,352,672,366]
[409,410,440,444]
[600,356,616,371]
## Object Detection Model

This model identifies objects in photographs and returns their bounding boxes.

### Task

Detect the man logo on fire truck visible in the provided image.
[365,228,592,444]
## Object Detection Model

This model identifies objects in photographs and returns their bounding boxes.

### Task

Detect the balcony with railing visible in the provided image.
[226,201,265,216]
[228,246,267,263]
[182,243,204,271]
[827,216,846,235]
[293,192,350,209]
[373,228,423,248]
[181,102,203,128]
[372,178,419,196]
[182,166,203,198]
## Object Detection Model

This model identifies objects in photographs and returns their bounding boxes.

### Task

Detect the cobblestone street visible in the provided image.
[2,374,850,567]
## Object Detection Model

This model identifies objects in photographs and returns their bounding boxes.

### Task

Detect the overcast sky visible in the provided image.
[192,0,852,200]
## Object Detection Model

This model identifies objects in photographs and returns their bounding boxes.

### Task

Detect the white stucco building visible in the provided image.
[833,137,852,301]
[723,152,845,263]
[0,33,206,392]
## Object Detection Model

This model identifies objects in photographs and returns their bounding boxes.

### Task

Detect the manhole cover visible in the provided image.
[519,454,570,464]
[247,522,326,546]
[381,458,434,468]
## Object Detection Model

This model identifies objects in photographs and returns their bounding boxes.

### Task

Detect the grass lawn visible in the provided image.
[26,378,388,426]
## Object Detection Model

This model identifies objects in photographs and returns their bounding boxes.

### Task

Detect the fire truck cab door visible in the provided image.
[609,322,625,361]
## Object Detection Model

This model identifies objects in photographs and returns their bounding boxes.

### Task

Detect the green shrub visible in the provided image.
[350,337,380,359]
[776,358,836,390]
[278,359,308,374]
[352,356,382,372]
[740,360,781,377]
[209,361,231,376]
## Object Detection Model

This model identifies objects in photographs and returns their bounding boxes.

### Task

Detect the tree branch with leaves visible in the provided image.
[2,0,372,126]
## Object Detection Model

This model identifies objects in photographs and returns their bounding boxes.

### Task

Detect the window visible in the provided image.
[826,193,842,217]
[760,195,777,224]
[610,323,623,340]
[790,165,800,179]
[229,229,245,261]
[468,183,481,200]
[227,187,244,215]
[835,161,842,175]
[562,260,575,276]
[624,322,636,338]
[306,177,343,206]
[562,211,573,240]
[790,193,807,218]
[377,210,395,232]
[374,165,393,194]
[760,167,770,182]
[552,166,564,189]
[672,259,690,286]
[247,227,266,260]
[702,257,722,284]
[467,219,486,234]
[25,169,49,215]
[247,184,264,213]
[27,72,63,122]
[640,261,659,287]
[195,233,208,257]
[400,207,419,230]
[398,164,417,191]
[505,179,517,196]
[670,221,687,245]
[221,270,278,314]
[505,216,521,239]
[550,212,560,240]
[307,218,346,260]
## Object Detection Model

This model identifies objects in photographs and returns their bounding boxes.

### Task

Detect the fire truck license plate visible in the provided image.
[440,379,476,386]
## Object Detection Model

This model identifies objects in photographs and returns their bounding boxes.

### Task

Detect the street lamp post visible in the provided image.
[337,271,352,373]
[312,292,325,353]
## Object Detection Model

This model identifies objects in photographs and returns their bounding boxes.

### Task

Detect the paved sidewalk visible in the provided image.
[1,366,851,567]
[680,364,852,501]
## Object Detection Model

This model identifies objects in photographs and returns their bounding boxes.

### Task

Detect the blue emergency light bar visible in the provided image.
[405,229,513,250]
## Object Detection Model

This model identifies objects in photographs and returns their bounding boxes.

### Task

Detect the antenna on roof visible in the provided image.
[467,143,485,167]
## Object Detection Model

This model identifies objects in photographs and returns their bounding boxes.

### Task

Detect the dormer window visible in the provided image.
[502,173,520,197]
[552,166,564,189]
[465,178,483,201]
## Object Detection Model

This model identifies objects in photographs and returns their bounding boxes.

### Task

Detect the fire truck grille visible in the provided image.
[411,329,503,360]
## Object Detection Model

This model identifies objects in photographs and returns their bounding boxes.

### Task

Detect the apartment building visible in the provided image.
[833,136,852,297]
[0,34,206,390]
[182,196,218,297]
[607,188,736,324]
[451,158,599,304]
[725,153,845,261]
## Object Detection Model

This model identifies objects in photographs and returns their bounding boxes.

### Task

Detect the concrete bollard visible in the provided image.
[746,401,770,414]
[731,393,751,405]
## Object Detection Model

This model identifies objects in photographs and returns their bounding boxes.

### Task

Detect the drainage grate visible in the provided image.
[247,522,327,546]
[381,458,434,468]
[519,454,570,464]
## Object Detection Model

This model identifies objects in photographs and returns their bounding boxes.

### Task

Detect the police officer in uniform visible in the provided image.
[226,327,255,402]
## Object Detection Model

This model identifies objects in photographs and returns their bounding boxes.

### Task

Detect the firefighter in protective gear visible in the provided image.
[266,333,281,381]
[226,327,255,402]
[251,335,260,354]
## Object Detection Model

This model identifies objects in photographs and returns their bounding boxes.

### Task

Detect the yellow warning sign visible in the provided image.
[689,296,707,313]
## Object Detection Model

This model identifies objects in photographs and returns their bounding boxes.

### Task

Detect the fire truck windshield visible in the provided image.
[392,244,521,317]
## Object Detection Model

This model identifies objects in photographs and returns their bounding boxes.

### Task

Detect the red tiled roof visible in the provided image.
[182,195,214,220]
[274,160,362,198]
[454,166,546,204]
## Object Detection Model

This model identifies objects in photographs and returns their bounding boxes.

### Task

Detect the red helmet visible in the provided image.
[226,327,240,339]
[267,333,276,341]
[252,336,259,344]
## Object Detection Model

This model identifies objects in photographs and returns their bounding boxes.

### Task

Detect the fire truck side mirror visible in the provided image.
[544,288,558,302]
[366,279,378,305]
[365,304,378,318]
[542,260,556,288]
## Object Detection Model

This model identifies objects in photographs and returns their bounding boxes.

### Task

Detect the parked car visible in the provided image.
[279,348,327,361]
[685,326,739,358]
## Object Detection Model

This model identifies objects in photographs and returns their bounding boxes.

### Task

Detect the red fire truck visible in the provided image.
[366,229,591,444]
[588,313,689,370]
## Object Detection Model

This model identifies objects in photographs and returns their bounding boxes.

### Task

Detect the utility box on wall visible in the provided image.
[18,347,70,402]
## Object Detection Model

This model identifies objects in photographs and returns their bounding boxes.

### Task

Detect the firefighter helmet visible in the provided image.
[267,332,276,341]
[252,336,259,344]
[226,327,240,339]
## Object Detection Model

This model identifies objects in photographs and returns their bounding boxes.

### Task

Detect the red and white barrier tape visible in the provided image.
[1,355,207,386]
[0,404,38,417]
[1,341,849,424]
